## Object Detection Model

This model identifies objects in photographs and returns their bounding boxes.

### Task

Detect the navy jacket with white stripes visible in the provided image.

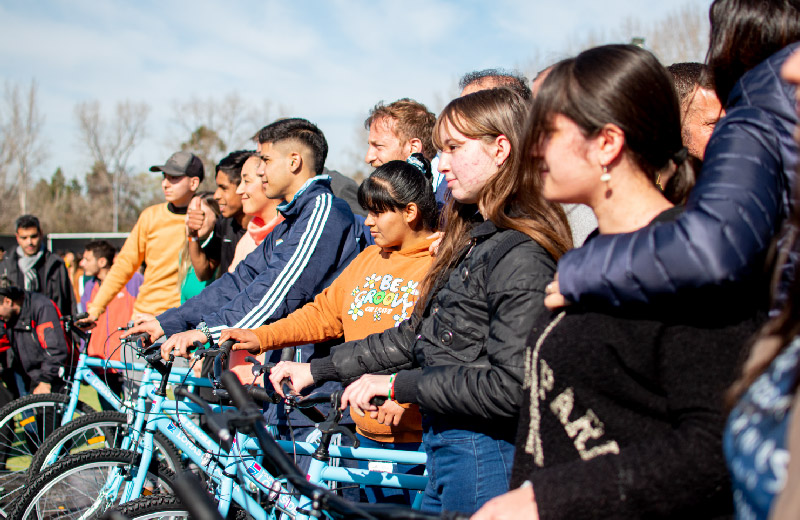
[157,175,365,339]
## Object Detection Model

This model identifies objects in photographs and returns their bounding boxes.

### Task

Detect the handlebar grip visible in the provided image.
[248,385,279,405]
[279,346,295,362]
[221,371,259,413]
[145,349,166,365]
[74,312,89,321]
[218,339,234,358]
[126,332,151,345]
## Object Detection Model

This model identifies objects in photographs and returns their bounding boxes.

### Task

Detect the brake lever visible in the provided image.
[245,356,274,377]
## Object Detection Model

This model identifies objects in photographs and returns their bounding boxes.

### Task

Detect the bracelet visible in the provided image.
[189,236,200,242]
[197,321,212,344]
[388,373,396,401]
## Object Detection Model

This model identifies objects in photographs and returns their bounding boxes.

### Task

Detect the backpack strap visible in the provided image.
[487,230,530,280]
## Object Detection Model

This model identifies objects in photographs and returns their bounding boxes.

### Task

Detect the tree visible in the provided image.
[522,4,710,78]
[75,100,150,231]
[3,80,46,215]
[29,167,91,233]
[171,92,285,187]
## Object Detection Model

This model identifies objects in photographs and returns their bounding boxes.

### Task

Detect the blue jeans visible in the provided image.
[355,433,424,505]
[420,423,515,514]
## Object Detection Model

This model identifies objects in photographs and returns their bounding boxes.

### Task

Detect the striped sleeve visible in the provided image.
[203,193,337,341]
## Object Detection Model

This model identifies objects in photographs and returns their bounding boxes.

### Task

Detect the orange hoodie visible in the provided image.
[250,238,434,443]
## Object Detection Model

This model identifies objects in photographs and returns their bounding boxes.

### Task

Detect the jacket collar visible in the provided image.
[470,219,498,239]
[277,175,332,218]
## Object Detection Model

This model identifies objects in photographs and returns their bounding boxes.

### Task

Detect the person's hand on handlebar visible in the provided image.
[161,329,207,360]
[471,484,538,520]
[122,318,165,343]
[75,312,99,331]
[340,374,391,416]
[268,361,314,397]
[218,328,261,354]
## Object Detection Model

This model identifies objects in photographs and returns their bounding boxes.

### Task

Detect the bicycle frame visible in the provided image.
[87,384,427,520]
[38,353,214,468]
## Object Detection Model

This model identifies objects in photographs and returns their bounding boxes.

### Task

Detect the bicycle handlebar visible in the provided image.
[61,312,91,343]
[124,332,151,346]
[218,371,465,520]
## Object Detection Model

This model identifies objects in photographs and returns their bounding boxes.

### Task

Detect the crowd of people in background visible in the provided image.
[4,0,800,517]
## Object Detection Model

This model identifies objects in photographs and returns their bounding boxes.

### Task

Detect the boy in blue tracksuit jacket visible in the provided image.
[125,120,364,486]
[156,173,361,342]
[125,120,364,429]
[127,118,364,350]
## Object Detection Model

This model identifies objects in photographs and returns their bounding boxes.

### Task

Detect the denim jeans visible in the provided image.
[355,433,424,505]
[420,422,515,514]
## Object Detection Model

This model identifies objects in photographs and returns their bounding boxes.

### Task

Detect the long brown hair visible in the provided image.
[417,88,571,308]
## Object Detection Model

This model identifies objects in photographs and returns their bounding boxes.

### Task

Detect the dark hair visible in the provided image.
[0,281,23,301]
[364,99,438,160]
[215,150,254,185]
[707,0,800,105]
[357,154,438,231]
[667,62,714,105]
[255,118,328,175]
[15,214,40,232]
[529,44,691,188]
[419,88,572,309]
[459,68,532,100]
[84,240,116,266]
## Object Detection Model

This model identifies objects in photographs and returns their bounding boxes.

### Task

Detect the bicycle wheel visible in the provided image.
[95,495,189,520]
[10,448,176,520]
[28,411,183,478]
[0,393,94,514]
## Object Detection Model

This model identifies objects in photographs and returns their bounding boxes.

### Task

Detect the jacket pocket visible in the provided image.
[426,312,484,363]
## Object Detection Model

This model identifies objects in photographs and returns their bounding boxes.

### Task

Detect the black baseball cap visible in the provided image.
[150,151,205,182]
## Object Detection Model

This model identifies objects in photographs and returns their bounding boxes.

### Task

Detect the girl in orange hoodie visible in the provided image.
[220,154,438,504]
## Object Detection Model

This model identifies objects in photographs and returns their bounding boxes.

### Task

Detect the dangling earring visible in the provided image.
[656,173,664,190]
[600,165,611,183]
[600,164,612,198]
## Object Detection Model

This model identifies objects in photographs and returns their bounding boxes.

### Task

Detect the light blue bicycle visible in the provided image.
[11,342,428,520]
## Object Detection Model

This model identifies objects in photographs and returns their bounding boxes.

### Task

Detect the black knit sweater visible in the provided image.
[510,299,762,519]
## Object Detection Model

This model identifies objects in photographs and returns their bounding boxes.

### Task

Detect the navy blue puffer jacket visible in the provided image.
[558,42,800,307]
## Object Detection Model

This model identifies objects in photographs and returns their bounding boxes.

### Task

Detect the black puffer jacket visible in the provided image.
[311,220,557,438]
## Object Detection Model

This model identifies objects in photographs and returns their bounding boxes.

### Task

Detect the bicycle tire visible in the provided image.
[0,392,94,514]
[93,495,189,520]
[28,411,183,478]
[9,448,177,520]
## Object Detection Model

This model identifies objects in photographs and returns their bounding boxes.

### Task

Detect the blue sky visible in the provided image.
[0,0,711,182]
